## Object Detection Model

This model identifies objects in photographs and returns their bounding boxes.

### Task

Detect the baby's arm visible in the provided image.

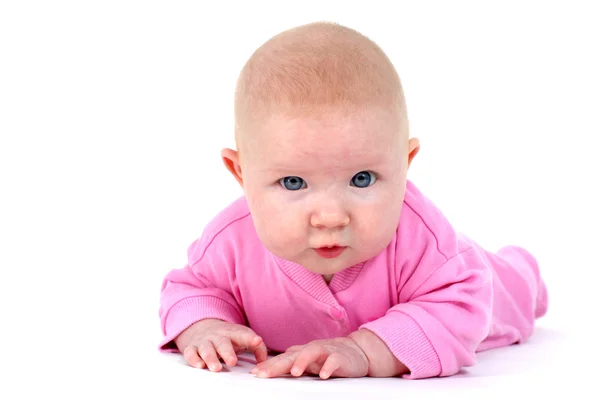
[347,329,408,377]
[158,233,272,370]
[159,235,246,352]
[358,247,493,379]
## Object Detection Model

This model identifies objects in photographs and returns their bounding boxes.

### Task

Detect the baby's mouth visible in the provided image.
[313,246,347,259]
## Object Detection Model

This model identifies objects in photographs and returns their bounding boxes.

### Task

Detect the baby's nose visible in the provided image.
[310,211,350,229]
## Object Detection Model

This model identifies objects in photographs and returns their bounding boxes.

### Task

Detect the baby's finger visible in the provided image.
[183,345,206,369]
[305,362,322,376]
[249,336,269,364]
[252,352,297,378]
[319,353,342,379]
[230,328,261,349]
[197,341,222,372]
[230,329,268,363]
[286,345,304,353]
[291,345,327,377]
[212,337,238,367]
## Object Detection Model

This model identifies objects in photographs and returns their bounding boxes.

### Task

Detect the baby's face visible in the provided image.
[236,107,413,279]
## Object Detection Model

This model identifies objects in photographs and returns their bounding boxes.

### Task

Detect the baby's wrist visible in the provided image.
[347,329,378,376]
[348,329,408,377]
[174,318,223,351]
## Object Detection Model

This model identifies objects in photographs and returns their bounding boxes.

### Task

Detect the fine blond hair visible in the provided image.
[234,21,407,147]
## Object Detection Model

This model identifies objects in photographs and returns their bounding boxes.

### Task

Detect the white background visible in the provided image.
[1,1,599,399]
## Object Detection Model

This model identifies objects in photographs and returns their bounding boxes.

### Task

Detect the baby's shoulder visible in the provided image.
[202,195,252,236]
[186,195,255,260]
[402,180,449,224]
[399,180,465,256]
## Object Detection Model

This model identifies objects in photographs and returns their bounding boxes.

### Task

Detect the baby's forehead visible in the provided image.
[262,108,398,140]
[250,119,399,171]
[261,150,392,173]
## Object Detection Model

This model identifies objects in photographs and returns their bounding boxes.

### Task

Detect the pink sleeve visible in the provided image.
[158,235,245,352]
[360,247,493,379]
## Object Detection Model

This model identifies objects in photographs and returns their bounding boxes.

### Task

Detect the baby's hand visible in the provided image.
[174,319,268,372]
[250,337,369,379]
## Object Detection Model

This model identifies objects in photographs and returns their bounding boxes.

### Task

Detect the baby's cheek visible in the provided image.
[279,212,304,243]
[260,204,302,245]
[359,204,386,227]
[357,204,397,243]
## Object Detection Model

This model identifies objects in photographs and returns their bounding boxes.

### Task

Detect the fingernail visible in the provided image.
[291,367,300,376]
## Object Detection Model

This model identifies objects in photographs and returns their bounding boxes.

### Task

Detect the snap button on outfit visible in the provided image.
[329,307,344,320]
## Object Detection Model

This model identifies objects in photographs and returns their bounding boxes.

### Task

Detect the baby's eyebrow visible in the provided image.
[260,150,392,174]
[262,165,311,174]
[262,160,385,175]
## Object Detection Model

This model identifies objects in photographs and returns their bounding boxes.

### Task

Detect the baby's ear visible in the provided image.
[407,137,420,168]
[221,148,244,187]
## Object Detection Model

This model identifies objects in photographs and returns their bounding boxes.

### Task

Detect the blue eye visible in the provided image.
[351,171,376,188]
[280,176,306,191]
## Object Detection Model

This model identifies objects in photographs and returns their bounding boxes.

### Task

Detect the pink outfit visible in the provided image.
[158,180,548,379]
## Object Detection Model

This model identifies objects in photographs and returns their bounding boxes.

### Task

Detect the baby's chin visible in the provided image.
[296,249,361,274]
[269,245,369,274]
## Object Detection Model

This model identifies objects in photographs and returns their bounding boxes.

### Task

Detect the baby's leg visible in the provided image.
[476,245,548,352]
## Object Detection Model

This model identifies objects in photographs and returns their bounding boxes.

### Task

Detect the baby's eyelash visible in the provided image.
[275,171,381,186]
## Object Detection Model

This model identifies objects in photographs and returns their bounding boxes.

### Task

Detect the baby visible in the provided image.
[158,21,548,380]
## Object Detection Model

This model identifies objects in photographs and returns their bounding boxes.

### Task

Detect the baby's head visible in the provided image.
[222,22,420,280]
